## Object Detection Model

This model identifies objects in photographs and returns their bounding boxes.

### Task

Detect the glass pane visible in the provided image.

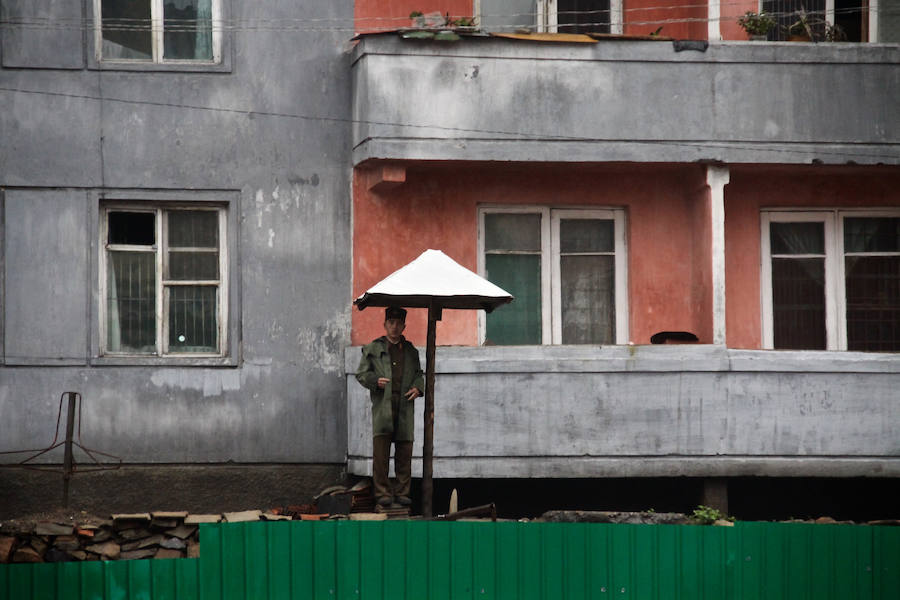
[168,210,218,247]
[108,212,155,245]
[164,0,213,60]
[770,222,824,255]
[101,0,152,60]
[845,256,900,351]
[560,219,614,253]
[484,214,542,252]
[169,286,218,352]
[107,251,156,353]
[762,0,827,41]
[485,254,541,345]
[168,251,219,280]
[772,257,825,350]
[557,0,611,34]
[844,218,900,253]
[560,255,615,344]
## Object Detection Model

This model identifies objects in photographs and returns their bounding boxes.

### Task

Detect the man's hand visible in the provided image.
[405,387,420,401]
[377,377,389,389]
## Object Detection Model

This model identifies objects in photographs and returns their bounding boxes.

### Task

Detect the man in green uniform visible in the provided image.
[355,306,424,507]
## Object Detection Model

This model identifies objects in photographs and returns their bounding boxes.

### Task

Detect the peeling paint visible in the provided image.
[149,363,272,396]
[295,310,350,375]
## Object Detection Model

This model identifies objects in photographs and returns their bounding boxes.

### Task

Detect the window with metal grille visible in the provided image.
[761,210,899,351]
[101,204,227,356]
[478,0,621,34]
[762,0,870,42]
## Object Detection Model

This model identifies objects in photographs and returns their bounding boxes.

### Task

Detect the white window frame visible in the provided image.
[539,0,624,35]
[478,206,628,345]
[93,0,222,64]
[474,0,623,34]
[99,203,228,357]
[761,208,900,351]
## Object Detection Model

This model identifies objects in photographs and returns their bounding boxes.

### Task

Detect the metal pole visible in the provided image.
[62,392,77,507]
[422,303,439,518]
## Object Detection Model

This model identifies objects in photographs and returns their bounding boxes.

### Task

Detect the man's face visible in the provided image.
[384,318,406,341]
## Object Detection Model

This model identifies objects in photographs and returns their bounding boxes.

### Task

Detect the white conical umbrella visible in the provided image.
[354,249,513,312]
[354,249,513,517]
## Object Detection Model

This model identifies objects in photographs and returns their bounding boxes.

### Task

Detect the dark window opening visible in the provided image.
[108,212,155,246]
[558,0,611,34]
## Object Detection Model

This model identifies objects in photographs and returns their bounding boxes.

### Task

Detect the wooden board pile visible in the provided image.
[0,511,211,563]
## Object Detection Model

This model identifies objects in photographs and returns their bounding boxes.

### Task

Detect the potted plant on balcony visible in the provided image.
[737,11,776,40]
[786,8,847,42]
[787,8,816,41]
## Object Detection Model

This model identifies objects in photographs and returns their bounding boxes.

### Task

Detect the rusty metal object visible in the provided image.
[0,391,121,506]
[434,502,497,522]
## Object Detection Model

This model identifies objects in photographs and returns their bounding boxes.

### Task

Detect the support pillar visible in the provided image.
[707,165,729,345]
[702,478,729,516]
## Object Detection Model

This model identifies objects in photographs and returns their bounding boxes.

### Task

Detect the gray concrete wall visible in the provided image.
[352,36,900,165]
[345,345,900,478]
[0,1,354,465]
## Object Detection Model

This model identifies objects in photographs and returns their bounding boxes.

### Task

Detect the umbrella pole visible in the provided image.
[422,302,439,518]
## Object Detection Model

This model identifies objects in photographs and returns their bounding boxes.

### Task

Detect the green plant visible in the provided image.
[788,7,815,39]
[787,7,846,42]
[737,11,776,36]
[409,11,423,18]
[446,13,474,27]
[692,505,733,525]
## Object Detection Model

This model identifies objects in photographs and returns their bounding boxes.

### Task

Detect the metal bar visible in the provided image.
[433,503,497,522]
[422,302,439,518]
[62,392,78,507]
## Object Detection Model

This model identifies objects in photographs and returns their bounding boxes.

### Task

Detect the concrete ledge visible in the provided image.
[345,345,900,374]
[347,456,900,479]
[352,36,900,65]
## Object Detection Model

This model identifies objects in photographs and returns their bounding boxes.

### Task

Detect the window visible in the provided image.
[477,0,622,35]
[761,210,900,351]
[96,0,220,62]
[479,207,628,345]
[762,0,874,42]
[100,204,227,356]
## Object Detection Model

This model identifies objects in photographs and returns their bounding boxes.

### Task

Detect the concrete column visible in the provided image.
[707,165,729,345]
[702,478,729,515]
[707,0,722,41]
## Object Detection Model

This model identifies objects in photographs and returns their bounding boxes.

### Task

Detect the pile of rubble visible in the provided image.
[0,512,206,564]
[0,481,415,564]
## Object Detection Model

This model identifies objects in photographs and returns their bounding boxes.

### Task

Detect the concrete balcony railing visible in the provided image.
[344,344,900,478]
[351,36,899,166]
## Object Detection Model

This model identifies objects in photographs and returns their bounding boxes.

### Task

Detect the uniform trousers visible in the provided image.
[372,391,412,500]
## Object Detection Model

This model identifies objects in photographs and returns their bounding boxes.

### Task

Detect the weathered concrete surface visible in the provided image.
[345,345,900,478]
[352,37,900,165]
[0,464,344,517]
[1,0,353,467]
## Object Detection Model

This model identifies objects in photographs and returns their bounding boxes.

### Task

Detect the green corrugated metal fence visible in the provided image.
[3,521,899,599]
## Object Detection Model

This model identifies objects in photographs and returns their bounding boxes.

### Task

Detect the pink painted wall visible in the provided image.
[690,181,714,344]
[355,1,474,34]
[720,0,761,40]
[356,0,757,41]
[352,162,712,346]
[623,0,707,40]
[355,163,900,349]
[724,165,900,349]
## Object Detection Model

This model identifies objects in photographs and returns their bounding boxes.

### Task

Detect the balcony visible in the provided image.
[345,344,900,479]
[351,35,899,166]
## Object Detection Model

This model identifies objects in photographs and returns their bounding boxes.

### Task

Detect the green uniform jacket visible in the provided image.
[355,336,425,441]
